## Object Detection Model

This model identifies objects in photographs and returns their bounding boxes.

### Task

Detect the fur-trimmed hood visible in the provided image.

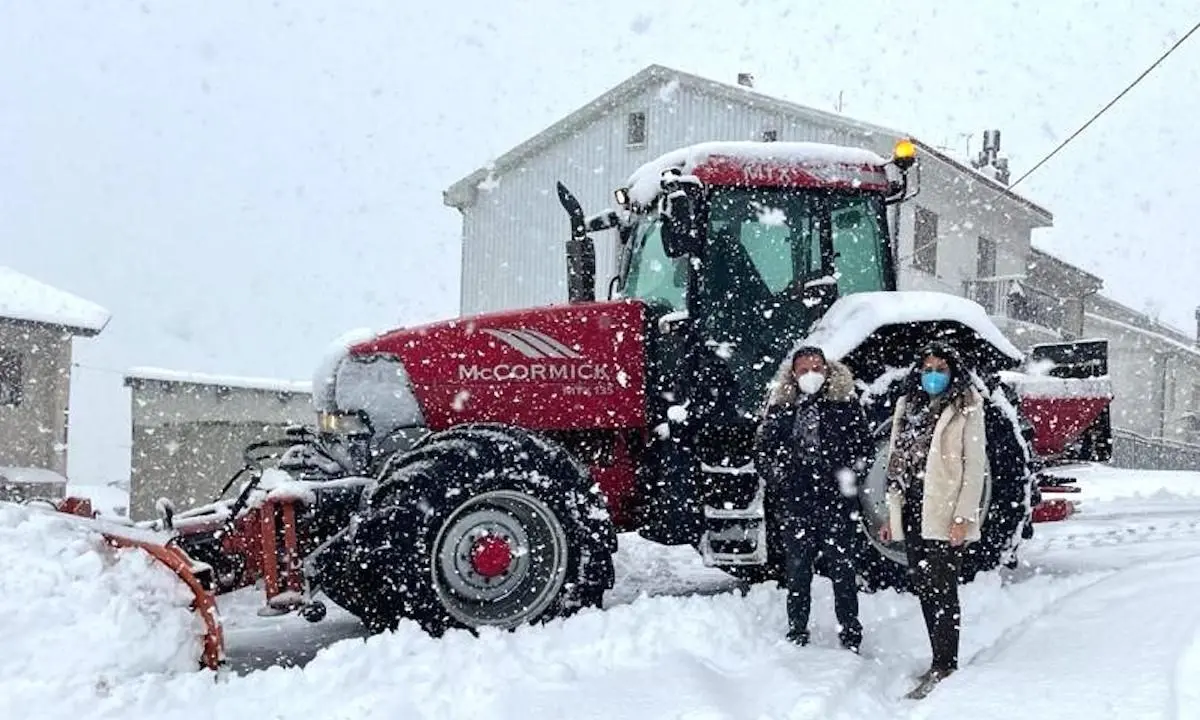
[765,358,858,408]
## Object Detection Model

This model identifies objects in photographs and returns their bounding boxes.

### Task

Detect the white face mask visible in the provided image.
[796,370,826,395]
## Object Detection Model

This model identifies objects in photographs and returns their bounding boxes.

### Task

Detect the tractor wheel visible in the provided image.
[853,394,1034,591]
[322,424,616,637]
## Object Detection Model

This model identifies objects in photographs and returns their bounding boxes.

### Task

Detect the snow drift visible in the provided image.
[0,503,202,717]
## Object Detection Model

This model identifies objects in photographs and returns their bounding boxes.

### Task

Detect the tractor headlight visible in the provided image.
[316,410,371,436]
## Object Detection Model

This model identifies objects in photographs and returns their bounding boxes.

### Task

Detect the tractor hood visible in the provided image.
[320,300,648,433]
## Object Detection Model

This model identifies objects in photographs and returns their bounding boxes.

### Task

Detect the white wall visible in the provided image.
[894,166,1038,293]
[1084,312,1200,444]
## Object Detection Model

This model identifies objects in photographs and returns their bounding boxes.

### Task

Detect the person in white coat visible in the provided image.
[879,342,987,696]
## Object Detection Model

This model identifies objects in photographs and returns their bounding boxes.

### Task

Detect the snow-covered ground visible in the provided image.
[5,464,1200,719]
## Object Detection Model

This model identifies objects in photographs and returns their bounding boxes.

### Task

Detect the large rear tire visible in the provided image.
[318,424,616,636]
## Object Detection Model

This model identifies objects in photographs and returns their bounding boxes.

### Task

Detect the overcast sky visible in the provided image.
[2,0,1197,484]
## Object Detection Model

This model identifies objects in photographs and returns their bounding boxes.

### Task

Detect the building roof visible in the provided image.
[1086,293,1199,360]
[1028,246,1104,292]
[124,367,312,394]
[442,63,1053,225]
[0,266,111,336]
[1085,311,1200,362]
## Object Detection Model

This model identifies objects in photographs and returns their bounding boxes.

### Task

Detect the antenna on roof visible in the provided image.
[972,128,1011,185]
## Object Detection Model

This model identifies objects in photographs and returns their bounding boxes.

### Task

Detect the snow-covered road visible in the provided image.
[8,464,1200,719]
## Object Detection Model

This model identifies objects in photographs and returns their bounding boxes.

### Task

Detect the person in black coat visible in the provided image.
[754,345,874,650]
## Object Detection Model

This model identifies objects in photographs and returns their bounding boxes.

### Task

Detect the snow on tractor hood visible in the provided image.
[794,291,1024,375]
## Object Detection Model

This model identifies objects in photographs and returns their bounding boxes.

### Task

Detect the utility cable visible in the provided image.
[1009,18,1200,190]
[896,18,1200,268]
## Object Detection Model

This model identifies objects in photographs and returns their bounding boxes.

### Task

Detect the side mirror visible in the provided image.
[659,171,703,258]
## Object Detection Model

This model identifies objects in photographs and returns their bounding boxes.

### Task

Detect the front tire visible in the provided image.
[319,424,616,636]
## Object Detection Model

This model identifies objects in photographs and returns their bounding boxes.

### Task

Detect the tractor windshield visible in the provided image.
[703,186,890,304]
[699,186,892,416]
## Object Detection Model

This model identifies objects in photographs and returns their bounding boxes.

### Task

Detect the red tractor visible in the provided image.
[59,139,1112,661]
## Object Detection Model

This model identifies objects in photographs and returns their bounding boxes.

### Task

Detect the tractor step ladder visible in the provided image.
[698,462,767,567]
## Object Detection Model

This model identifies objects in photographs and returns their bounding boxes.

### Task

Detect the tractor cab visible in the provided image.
[561,140,918,430]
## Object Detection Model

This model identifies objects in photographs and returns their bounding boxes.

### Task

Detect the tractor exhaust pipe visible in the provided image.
[556,182,597,304]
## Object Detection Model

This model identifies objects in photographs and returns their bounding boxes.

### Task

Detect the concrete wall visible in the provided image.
[0,319,73,475]
[126,376,313,520]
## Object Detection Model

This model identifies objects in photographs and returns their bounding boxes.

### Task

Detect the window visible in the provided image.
[761,129,778,142]
[624,219,687,311]
[913,206,939,275]
[738,219,795,293]
[830,196,888,296]
[977,235,997,278]
[626,111,647,146]
[0,350,23,407]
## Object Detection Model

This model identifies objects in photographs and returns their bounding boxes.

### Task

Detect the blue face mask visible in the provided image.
[921,369,951,395]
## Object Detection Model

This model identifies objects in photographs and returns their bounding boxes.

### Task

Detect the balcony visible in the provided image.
[963,276,1081,340]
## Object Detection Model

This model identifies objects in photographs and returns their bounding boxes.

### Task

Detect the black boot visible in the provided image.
[905,666,955,700]
[785,629,810,646]
[839,626,862,653]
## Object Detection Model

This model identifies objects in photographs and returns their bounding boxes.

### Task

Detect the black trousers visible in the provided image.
[781,520,862,643]
[902,499,963,671]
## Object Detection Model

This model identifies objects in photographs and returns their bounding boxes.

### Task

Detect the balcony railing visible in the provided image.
[963,276,1076,337]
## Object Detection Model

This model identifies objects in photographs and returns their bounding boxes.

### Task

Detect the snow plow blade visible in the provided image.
[54,498,225,671]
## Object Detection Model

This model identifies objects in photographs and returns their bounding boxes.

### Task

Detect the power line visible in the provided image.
[895,18,1200,269]
[1009,18,1200,190]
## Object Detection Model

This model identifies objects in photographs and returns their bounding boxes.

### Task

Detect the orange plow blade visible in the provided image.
[55,500,225,671]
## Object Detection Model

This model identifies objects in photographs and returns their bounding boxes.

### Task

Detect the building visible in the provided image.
[965,246,1105,350]
[443,64,1052,318]
[1082,296,1200,469]
[124,368,312,520]
[0,266,110,482]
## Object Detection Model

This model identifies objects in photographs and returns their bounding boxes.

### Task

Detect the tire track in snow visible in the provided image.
[902,556,1200,720]
[1032,514,1200,551]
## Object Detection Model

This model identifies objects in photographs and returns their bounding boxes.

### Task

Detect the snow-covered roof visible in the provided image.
[0,267,110,335]
[124,367,312,394]
[625,141,891,205]
[798,291,1025,362]
[442,64,1053,225]
[0,467,68,486]
[1084,313,1200,362]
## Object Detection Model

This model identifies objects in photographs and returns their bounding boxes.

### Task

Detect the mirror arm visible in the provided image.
[586,210,620,232]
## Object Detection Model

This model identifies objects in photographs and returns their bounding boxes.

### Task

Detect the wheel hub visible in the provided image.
[432,489,570,629]
[470,534,513,578]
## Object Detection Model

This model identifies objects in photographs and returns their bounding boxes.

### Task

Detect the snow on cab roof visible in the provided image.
[626,140,892,205]
[0,266,111,335]
[125,366,312,394]
[797,290,1024,363]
